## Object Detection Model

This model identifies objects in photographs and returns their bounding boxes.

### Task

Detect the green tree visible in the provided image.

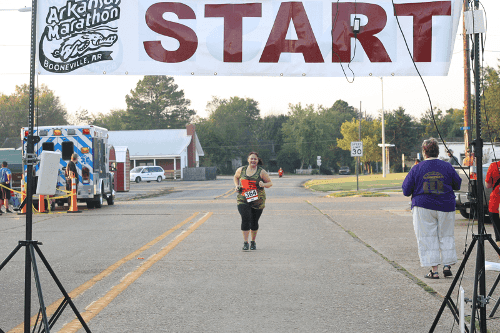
[385,107,422,171]
[196,96,261,173]
[282,103,326,169]
[68,109,93,125]
[483,65,500,142]
[257,114,289,171]
[91,109,127,130]
[337,118,381,173]
[317,100,360,171]
[0,84,68,140]
[124,76,195,130]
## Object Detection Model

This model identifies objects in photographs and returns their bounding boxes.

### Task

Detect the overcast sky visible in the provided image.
[1,0,499,121]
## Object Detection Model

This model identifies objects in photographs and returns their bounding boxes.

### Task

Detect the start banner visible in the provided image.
[35,0,462,77]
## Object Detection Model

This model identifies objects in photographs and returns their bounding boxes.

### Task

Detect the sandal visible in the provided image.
[443,265,453,277]
[425,270,439,279]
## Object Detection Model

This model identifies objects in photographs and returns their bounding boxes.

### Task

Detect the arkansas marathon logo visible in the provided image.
[39,0,121,73]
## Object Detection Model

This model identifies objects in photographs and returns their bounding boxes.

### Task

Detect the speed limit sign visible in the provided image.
[351,141,363,157]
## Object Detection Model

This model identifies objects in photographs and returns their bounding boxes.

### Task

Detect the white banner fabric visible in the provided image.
[35,0,463,77]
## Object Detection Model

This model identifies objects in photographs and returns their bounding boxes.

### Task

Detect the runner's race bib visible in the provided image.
[241,179,259,203]
[244,189,259,202]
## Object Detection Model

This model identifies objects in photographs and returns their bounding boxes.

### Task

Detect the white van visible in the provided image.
[130,166,165,183]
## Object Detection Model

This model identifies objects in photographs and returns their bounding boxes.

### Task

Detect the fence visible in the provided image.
[183,167,217,181]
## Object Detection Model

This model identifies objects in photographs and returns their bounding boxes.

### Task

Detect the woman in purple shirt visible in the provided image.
[402,138,462,279]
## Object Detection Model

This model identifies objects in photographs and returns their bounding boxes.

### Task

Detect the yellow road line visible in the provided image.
[8,212,199,333]
[59,212,213,333]
[223,188,237,198]
[215,188,234,199]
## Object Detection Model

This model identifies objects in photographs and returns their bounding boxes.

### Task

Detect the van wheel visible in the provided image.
[135,177,141,183]
[157,176,162,182]
[106,193,114,205]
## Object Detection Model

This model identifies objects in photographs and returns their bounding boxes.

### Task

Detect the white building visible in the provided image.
[108,124,204,179]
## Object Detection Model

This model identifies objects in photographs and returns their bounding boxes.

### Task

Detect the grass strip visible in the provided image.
[305,173,407,192]
[327,191,389,198]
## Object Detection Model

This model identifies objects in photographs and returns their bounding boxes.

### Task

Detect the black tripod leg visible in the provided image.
[470,235,488,333]
[0,244,22,271]
[484,237,500,318]
[47,298,69,331]
[487,271,500,298]
[486,237,500,256]
[490,297,500,318]
[33,244,92,333]
[445,297,470,333]
[29,245,51,333]
[429,237,477,332]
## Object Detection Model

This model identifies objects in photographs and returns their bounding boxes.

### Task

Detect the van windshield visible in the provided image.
[131,167,144,173]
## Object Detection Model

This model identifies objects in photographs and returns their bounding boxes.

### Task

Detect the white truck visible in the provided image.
[21,125,115,209]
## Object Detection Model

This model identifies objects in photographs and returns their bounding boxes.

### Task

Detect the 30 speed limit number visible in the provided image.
[351,141,363,157]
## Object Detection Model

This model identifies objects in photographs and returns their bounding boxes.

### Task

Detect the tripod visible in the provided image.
[0,241,91,332]
[0,1,91,332]
[430,1,492,331]
[429,226,500,332]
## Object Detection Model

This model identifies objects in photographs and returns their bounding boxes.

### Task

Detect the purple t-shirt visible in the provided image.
[402,158,462,212]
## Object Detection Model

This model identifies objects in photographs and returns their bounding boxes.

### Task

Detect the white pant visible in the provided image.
[412,206,457,267]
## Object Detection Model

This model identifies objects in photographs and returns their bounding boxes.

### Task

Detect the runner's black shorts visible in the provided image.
[1,183,11,200]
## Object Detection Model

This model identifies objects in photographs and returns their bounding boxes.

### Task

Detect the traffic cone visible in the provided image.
[67,177,81,213]
[18,179,27,215]
[38,195,47,213]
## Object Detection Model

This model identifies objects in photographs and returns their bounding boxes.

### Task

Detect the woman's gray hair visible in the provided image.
[422,138,439,158]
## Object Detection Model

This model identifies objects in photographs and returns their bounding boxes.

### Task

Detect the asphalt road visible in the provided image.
[1,175,498,332]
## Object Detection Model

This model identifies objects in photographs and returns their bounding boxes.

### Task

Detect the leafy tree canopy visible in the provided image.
[123,76,195,130]
[0,84,68,142]
[483,66,500,142]
[196,96,261,172]
[282,103,327,169]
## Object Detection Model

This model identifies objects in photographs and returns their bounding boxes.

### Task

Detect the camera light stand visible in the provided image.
[429,1,500,332]
[0,0,91,332]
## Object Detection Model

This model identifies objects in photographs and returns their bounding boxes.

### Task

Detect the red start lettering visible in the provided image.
[143,1,452,64]
[205,4,262,63]
[144,2,198,63]
[393,1,451,62]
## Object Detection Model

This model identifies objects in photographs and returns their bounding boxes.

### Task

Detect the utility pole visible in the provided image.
[357,102,362,190]
[381,77,386,178]
[463,0,472,153]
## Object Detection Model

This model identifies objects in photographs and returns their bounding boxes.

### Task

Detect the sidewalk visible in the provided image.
[309,191,500,332]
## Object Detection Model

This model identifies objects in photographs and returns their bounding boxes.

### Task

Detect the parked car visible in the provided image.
[130,166,165,183]
[454,163,492,219]
[338,166,351,175]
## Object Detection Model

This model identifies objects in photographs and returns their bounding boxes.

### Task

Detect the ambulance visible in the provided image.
[21,125,115,208]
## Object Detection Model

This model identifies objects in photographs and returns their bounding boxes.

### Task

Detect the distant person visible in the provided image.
[233,152,273,251]
[463,149,474,167]
[0,161,13,214]
[65,153,79,192]
[278,167,283,178]
[485,161,500,255]
[402,138,462,279]
[447,149,459,166]
[411,159,420,169]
